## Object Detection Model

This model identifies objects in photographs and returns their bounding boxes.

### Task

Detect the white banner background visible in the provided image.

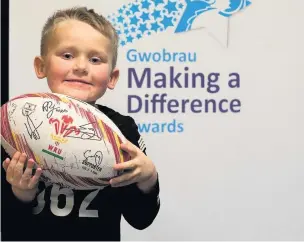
[9,0,304,240]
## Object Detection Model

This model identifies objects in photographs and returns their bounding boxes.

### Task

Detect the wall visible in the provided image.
[9,0,304,240]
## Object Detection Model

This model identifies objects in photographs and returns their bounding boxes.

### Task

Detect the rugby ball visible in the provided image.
[0,93,130,190]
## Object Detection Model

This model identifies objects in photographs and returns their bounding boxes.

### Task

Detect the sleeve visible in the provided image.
[119,117,160,230]
[1,147,36,237]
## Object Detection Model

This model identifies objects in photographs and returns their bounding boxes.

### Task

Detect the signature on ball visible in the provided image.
[42,101,68,118]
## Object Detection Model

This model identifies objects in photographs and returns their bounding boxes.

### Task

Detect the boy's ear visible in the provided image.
[34,56,47,79]
[107,68,119,90]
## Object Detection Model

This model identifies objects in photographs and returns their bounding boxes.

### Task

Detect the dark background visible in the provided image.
[1,0,10,236]
[2,0,9,104]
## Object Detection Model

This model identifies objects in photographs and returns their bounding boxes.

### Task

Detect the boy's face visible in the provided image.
[34,19,119,103]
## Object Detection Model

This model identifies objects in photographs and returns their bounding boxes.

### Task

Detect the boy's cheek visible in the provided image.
[49,61,71,77]
[93,67,111,81]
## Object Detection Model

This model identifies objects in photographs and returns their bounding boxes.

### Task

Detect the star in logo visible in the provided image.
[106,0,252,48]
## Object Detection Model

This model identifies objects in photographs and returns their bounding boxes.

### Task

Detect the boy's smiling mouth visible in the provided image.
[64,79,93,85]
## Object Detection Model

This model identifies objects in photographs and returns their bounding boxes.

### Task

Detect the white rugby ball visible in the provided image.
[1,93,130,190]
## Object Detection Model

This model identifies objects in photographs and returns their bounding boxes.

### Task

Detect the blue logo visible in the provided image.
[107,0,252,47]
[107,0,249,134]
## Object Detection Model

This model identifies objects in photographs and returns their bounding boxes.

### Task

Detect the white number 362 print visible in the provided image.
[33,185,99,218]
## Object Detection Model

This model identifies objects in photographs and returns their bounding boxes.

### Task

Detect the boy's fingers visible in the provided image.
[114,159,137,171]
[110,169,138,186]
[120,141,138,158]
[21,159,39,186]
[110,179,135,188]
[22,159,35,181]
[13,153,27,181]
[28,168,42,189]
[26,159,35,169]
[6,152,21,180]
[2,158,10,171]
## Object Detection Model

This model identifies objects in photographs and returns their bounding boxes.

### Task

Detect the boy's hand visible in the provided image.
[110,140,158,193]
[3,151,42,190]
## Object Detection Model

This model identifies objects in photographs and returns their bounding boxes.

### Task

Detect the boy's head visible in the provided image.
[34,7,119,103]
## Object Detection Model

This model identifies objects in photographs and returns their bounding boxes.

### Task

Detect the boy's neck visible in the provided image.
[88,101,100,110]
[88,101,97,107]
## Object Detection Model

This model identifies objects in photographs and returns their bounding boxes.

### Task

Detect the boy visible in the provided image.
[2,6,160,241]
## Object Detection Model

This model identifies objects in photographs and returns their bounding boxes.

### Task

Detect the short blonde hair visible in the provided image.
[40,7,119,69]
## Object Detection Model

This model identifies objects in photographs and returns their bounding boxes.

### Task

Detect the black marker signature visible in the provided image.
[8,103,17,117]
[24,116,43,140]
[83,150,103,167]
[69,154,82,170]
[58,155,82,174]
[8,103,17,125]
[42,101,68,118]
[66,122,102,141]
[43,155,81,174]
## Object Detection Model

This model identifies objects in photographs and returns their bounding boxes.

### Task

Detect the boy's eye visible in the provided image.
[62,53,73,59]
[90,57,102,64]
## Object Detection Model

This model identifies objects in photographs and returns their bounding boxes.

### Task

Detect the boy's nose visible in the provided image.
[73,59,88,74]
